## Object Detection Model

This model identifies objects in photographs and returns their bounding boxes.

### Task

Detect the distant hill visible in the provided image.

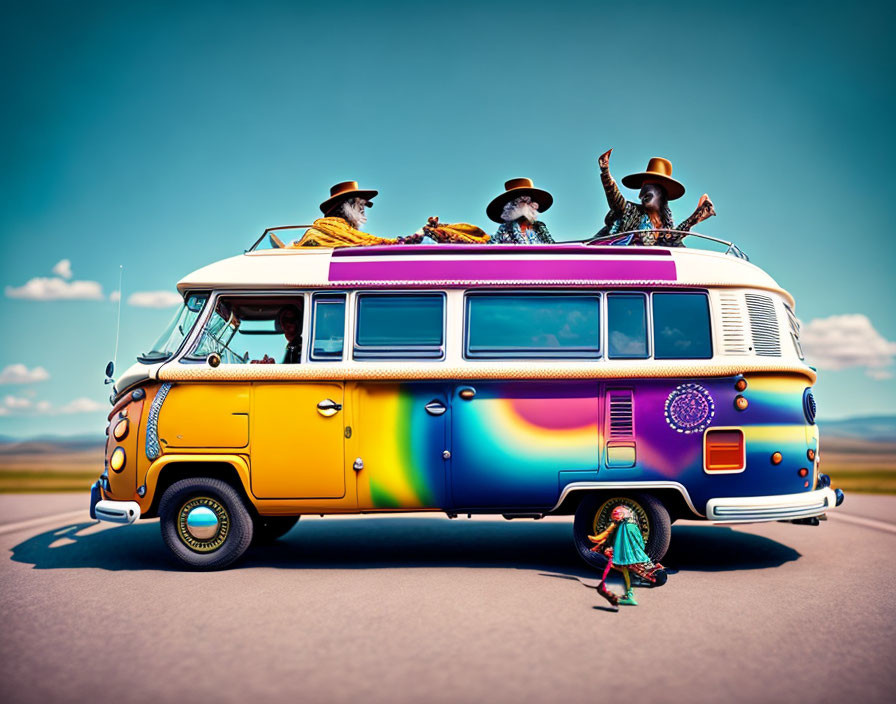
[819,416,896,444]
[0,434,104,455]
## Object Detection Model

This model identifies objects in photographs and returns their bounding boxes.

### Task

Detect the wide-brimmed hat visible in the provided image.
[319,181,378,215]
[486,177,554,223]
[621,158,685,201]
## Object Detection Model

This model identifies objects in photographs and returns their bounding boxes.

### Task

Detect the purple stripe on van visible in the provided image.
[331,244,673,257]
[328,258,676,282]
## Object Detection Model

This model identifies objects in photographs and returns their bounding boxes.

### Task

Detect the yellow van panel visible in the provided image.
[250,382,345,499]
[157,384,250,449]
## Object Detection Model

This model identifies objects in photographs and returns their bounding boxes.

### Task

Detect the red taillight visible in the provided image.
[705,429,745,472]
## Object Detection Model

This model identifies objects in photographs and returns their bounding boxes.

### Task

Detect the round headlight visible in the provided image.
[112,418,129,441]
[110,447,126,473]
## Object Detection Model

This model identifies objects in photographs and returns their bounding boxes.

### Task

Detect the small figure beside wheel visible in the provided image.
[588,505,667,608]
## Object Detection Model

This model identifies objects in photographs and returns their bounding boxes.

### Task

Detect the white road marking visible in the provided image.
[0,510,89,536]
[828,511,896,534]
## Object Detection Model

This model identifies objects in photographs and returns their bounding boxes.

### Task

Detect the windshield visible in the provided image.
[138,293,208,363]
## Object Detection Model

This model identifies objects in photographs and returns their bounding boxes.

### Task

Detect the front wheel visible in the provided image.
[159,477,254,570]
[573,492,671,574]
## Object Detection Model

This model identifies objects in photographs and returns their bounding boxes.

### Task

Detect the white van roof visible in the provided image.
[177,244,793,305]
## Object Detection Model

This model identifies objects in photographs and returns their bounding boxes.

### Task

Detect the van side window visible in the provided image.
[652,292,712,359]
[607,293,648,359]
[354,293,444,359]
[311,294,346,361]
[465,294,601,359]
[189,296,305,364]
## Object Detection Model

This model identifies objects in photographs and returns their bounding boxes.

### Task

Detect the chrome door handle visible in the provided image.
[424,400,447,416]
[458,386,476,400]
[317,399,342,417]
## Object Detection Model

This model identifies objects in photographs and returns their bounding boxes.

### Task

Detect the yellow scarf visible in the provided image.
[289,216,490,248]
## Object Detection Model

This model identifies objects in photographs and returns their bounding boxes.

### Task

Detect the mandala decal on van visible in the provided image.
[665,383,715,434]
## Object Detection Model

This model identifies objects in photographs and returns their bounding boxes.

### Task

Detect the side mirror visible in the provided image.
[207,353,221,368]
[105,361,115,379]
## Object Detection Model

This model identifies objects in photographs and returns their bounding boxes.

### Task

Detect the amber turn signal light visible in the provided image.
[798,467,809,477]
[771,452,783,465]
[112,418,129,441]
[734,395,748,410]
[110,447,126,473]
[807,448,815,462]
[734,378,747,392]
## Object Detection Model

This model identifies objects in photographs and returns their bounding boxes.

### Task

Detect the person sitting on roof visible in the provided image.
[595,149,716,246]
[487,178,555,244]
[290,181,490,247]
[289,181,394,248]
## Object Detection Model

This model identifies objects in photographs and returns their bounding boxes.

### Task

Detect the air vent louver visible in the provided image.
[718,291,749,355]
[607,390,634,438]
[745,293,781,357]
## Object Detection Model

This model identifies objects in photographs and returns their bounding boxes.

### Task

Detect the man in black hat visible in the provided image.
[487,178,555,244]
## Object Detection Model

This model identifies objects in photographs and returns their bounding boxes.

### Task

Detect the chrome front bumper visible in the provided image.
[94,500,142,525]
[706,487,839,523]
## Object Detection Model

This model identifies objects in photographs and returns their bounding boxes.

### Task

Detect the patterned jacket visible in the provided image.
[490,220,554,244]
[596,167,698,246]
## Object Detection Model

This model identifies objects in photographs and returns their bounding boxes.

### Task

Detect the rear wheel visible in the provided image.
[252,516,299,544]
[573,492,671,573]
[159,477,254,570]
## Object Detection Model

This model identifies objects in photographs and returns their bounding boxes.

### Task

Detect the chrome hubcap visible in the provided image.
[177,497,229,552]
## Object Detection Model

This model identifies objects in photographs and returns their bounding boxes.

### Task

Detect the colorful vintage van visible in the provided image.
[90,230,843,570]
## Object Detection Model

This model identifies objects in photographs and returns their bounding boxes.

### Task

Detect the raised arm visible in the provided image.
[599,149,627,215]
[676,193,716,232]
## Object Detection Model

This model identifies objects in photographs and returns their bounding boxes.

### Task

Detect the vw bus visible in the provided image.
[90,229,843,570]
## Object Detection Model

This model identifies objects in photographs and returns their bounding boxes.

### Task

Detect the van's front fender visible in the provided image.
[139,454,252,515]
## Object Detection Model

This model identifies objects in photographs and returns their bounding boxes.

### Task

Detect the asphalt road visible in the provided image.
[1,493,894,704]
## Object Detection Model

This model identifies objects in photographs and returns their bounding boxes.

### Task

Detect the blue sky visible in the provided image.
[1,0,894,436]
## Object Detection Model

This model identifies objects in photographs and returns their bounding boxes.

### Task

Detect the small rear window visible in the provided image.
[466,294,601,359]
[355,294,444,359]
[652,292,712,359]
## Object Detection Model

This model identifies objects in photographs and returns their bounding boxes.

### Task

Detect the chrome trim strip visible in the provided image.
[145,383,172,460]
[549,481,702,517]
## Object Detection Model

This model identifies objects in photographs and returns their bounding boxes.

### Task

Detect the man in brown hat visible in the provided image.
[487,178,555,244]
[596,149,716,246]
[290,181,395,247]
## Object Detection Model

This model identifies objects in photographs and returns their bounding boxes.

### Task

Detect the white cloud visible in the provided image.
[0,364,50,385]
[0,395,105,416]
[5,277,104,300]
[57,397,105,414]
[52,259,73,279]
[801,314,896,378]
[3,395,32,410]
[868,369,894,380]
[128,290,182,308]
[109,290,121,302]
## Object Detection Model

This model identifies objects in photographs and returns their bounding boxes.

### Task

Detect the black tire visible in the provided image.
[252,516,299,545]
[159,477,254,570]
[573,492,672,573]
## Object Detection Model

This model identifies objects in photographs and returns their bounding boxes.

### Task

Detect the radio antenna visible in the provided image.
[113,265,123,367]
